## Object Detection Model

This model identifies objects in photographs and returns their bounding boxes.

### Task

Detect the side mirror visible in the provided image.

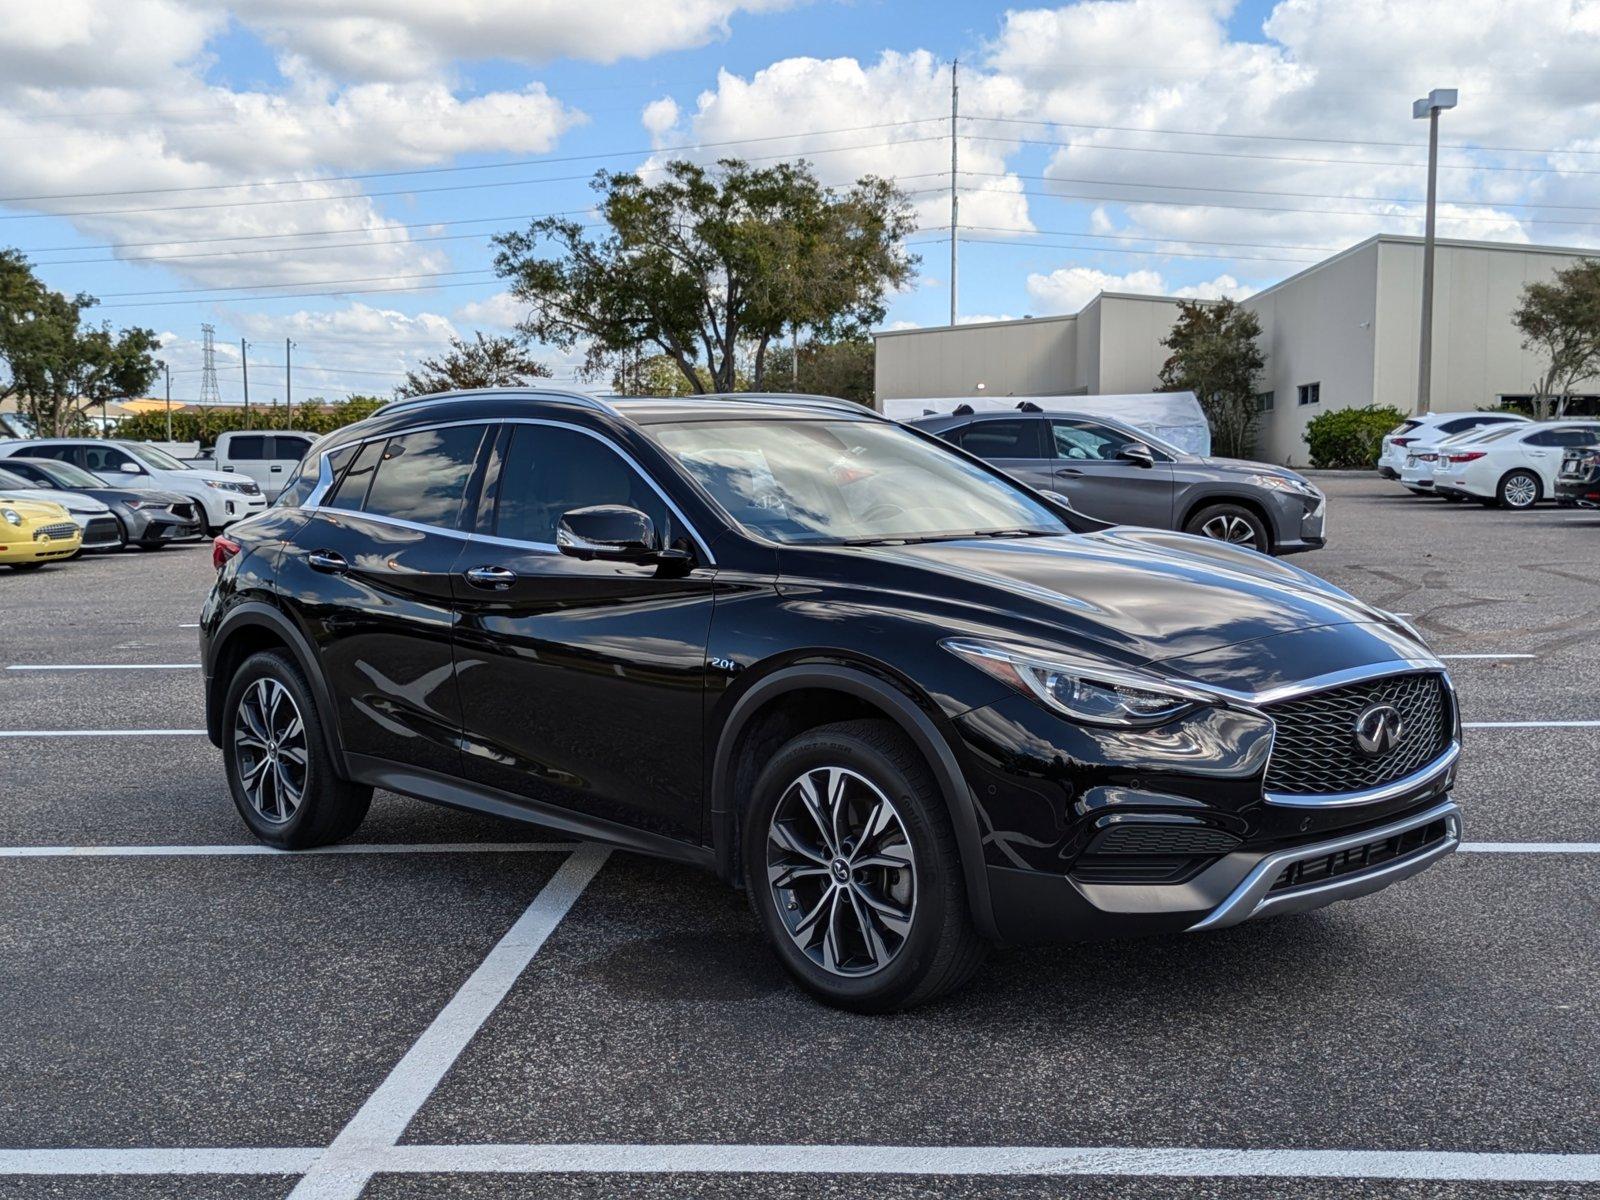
[556,505,659,562]
[119,462,143,474]
[1117,443,1155,468]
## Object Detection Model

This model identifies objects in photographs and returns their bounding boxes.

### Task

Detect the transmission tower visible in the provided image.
[199,323,221,407]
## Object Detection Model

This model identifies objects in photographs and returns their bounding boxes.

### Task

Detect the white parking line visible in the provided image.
[287,843,612,1200]
[6,664,199,671]
[0,729,208,738]
[1463,720,1600,729]
[0,842,580,858]
[3,1143,1597,1183]
[1459,842,1600,853]
[1439,653,1536,660]
[178,623,200,628]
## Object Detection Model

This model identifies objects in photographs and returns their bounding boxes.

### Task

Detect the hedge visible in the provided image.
[112,396,387,447]
[1303,404,1410,469]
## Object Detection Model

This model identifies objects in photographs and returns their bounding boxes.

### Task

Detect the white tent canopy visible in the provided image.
[880,392,1212,458]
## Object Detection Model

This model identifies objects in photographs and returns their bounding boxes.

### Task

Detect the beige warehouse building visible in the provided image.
[873,234,1600,466]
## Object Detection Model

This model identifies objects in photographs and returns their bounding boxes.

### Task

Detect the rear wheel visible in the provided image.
[1185,502,1270,553]
[7,562,45,572]
[1441,492,1465,503]
[743,719,986,1013]
[1497,470,1540,510]
[223,650,371,849]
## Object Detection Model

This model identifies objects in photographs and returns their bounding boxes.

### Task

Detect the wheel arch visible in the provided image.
[1179,492,1275,552]
[205,602,348,776]
[709,661,1000,940]
[1498,466,1542,504]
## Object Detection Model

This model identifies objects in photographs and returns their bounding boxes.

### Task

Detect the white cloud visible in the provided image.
[453,291,529,330]
[1025,265,1249,313]
[642,97,680,145]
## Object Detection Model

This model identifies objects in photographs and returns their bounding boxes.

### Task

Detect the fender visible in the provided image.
[204,601,350,777]
[709,662,1000,941]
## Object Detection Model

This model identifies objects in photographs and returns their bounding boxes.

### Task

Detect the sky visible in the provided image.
[2,0,1598,404]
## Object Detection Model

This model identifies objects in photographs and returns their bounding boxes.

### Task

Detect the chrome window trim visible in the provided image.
[1189,799,1461,932]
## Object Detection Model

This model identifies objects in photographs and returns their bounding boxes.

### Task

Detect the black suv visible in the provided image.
[202,390,1462,1011]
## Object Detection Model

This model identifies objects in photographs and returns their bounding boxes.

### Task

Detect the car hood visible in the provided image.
[94,487,191,505]
[0,496,71,520]
[822,525,1420,668]
[1194,457,1318,488]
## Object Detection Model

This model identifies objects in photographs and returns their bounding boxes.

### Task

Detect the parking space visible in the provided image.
[2,474,1598,1196]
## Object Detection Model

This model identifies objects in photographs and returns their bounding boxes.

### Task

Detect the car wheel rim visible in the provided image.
[766,766,917,978]
[1200,513,1259,548]
[1505,476,1537,508]
[233,678,307,824]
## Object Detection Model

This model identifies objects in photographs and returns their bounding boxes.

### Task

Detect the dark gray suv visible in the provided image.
[911,409,1326,555]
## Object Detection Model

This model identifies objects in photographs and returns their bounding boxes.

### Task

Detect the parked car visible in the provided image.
[202,389,1461,1012]
[0,466,122,551]
[909,408,1324,555]
[1378,411,1529,485]
[0,495,81,571]
[198,431,317,501]
[0,438,268,532]
[1432,419,1600,509]
[1556,443,1600,509]
[0,458,204,548]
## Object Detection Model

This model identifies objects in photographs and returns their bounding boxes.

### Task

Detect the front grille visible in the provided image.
[34,521,77,541]
[1263,672,1451,796]
[169,502,197,520]
[1089,824,1241,856]
[1269,817,1451,893]
[82,516,120,546]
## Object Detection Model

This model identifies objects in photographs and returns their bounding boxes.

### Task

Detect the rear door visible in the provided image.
[450,420,716,842]
[945,418,1052,490]
[1048,418,1175,527]
[267,435,315,500]
[277,422,492,777]
[219,434,274,493]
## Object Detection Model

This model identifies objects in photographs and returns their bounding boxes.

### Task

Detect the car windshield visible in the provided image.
[123,443,189,470]
[651,418,1069,545]
[27,460,104,488]
[0,468,34,490]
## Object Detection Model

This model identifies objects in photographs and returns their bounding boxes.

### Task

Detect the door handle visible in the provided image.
[465,565,518,590]
[270,465,284,472]
[1057,467,1085,476]
[307,549,348,575]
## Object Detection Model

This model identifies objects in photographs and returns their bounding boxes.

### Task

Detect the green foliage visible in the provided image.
[1158,299,1266,459]
[493,158,916,395]
[0,249,161,436]
[114,395,387,447]
[611,352,742,396]
[1512,258,1600,420]
[1303,404,1409,469]
[396,332,551,398]
[763,338,874,404]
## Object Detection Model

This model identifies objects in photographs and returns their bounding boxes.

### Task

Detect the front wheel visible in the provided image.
[1497,470,1540,510]
[7,562,45,572]
[222,650,371,848]
[743,719,986,1013]
[1185,502,1270,553]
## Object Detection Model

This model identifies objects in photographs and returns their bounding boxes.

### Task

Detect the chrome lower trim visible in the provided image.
[1264,740,1459,809]
[1189,798,1460,932]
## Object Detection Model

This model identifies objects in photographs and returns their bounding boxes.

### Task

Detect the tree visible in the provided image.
[1512,259,1600,420]
[0,249,161,436]
[764,338,874,405]
[396,331,551,398]
[1158,299,1267,459]
[492,158,916,395]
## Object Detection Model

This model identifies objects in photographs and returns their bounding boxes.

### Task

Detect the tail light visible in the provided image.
[212,534,242,570]
[1392,436,1417,447]
[1417,452,1437,462]
[1448,451,1487,464]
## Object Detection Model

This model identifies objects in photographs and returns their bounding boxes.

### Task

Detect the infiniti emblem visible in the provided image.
[1354,703,1405,756]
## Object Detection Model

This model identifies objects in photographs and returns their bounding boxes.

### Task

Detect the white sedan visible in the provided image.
[1380,411,1528,487]
[1433,419,1600,509]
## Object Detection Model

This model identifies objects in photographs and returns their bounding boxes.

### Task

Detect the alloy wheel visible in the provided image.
[1503,474,1538,508]
[233,677,308,824]
[766,766,917,978]
[1199,513,1260,548]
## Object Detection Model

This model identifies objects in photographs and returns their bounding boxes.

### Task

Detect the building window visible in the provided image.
[1256,391,1275,413]
[1297,382,1321,407]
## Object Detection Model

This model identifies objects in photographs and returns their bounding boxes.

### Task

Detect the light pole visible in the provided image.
[162,361,172,441]
[1412,87,1457,416]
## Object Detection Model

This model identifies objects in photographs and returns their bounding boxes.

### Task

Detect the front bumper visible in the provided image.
[1267,490,1327,555]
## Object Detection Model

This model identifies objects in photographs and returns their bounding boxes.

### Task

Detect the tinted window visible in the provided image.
[1051,420,1131,461]
[228,435,269,461]
[496,425,668,547]
[1438,418,1475,434]
[25,446,80,465]
[360,426,487,529]
[0,462,52,486]
[1528,426,1600,447]
[951,420,1041,458]
[323,439,384,511]
[0,468,34,490]
[274,436,313,460]
[81,445,136,473]
[277,442,353,509]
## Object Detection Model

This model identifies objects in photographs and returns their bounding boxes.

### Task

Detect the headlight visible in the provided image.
[1250,473,1321,499]
[2,507,21,526]
[203,479,250,493]
[944,638,1209,727]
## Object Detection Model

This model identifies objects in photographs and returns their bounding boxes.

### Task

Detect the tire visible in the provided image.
[7,562,45,572]
[1184,502,1271,554]
[742,718,987,1013]
[1442,492,1465,503]
[222,649,371,849]
[1496,469,1541,510]
[1405,487,1431,496]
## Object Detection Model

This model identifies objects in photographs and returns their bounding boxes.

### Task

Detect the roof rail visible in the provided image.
[378,387,620,418]
[694,392,889,419]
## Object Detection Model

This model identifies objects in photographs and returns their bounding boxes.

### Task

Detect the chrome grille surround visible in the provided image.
[34,522,78,541]
[1261,670,1453,801]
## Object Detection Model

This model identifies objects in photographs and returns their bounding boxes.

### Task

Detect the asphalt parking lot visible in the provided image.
[2,474,1597,1199]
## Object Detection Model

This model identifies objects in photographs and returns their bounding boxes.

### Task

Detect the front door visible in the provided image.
[452,422,716,843]
[1048,418,1176,528]
[948,418,1054,491]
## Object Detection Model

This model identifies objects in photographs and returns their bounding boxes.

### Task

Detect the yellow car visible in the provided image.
[0,497,83,571]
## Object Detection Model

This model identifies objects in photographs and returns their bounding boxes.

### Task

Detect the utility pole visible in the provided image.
[949,58,959,327]
[241,339,251,423]
[163,362,172,441]
[284,338,294,420]
[198,323,221,407]
[1412,87,1457,416]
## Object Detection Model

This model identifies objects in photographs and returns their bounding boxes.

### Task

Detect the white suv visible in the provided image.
[1434,420,1600,509]
[0,439,268,532]
[1379,412,1530,492]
